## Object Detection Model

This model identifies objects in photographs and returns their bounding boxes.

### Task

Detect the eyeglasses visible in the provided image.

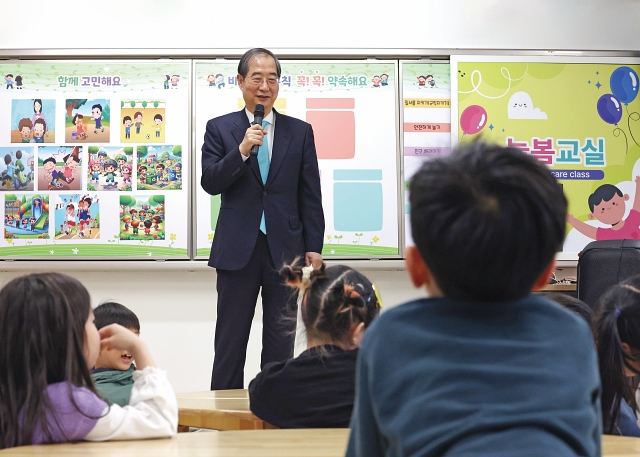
[248,76,279,86]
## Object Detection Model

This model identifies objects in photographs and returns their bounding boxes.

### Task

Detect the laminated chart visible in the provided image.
[401,62,451,246]
[194,60,400,258]
[0,60,190,259]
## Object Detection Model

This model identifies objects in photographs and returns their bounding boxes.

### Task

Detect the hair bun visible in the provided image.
[279,264,302,286]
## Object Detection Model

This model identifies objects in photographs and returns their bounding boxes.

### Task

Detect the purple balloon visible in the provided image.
[597,94,622,125]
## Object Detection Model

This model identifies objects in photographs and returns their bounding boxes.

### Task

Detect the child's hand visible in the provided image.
[99,323,139,352]
[567,214,578,226]
[99,324,155,370]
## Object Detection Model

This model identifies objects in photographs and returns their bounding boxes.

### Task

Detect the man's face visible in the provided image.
[238,54,279,115]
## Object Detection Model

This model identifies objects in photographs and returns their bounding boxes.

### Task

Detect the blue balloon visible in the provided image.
[597,94,623,125]
[610,66,639,104]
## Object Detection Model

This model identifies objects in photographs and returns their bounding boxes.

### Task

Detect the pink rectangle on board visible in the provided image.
[403,123,451,132]
[306,98,355,109]
[306,111,355,159]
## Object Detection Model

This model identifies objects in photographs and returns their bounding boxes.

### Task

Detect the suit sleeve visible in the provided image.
[298,124,325,254]
[201,118,249,196]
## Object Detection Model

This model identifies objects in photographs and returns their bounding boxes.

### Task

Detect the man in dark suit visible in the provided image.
[201,48,325,390]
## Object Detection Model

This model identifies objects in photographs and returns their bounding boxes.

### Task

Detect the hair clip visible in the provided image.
[299,264,314,293]
[372,283,383,308]
[616,308,622,316]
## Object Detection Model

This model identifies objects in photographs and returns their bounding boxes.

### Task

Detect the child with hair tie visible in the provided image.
[248,261,381,428]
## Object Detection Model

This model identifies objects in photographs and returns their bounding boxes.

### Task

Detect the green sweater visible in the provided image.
[91,365,135,407]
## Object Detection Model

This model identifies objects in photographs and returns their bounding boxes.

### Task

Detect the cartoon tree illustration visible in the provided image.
[334,234,343,244]
[142,101,148,108]
[65,99,88,119]
[355,233,363,245]
[153,101,159,108]
[123,147,134,156]
[137,146,148,158]
[102,104,111,122]
[172,145,182,158]
[120,195,137,213]
[130,101,136,108]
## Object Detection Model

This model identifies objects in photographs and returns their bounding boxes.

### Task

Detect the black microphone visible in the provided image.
[250,104,265,156]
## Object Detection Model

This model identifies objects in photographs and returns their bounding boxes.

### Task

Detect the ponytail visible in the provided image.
[596,277,640,434]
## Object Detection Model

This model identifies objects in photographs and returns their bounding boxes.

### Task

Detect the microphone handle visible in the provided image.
[250,117,264,156]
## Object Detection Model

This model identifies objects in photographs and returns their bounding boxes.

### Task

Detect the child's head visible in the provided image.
[42,157,56,172]
[595,274,640,433]
[280,261,381,349]
[0,273,98,447]
[407,140,566,302]
[93,301,140,371]
[91,104,102,118]
[123,116,132,127]
[33,119,45,138]
[154,114,163,125]
[545,292,594,329]
[18,118,32,139]
[588,184,628,225]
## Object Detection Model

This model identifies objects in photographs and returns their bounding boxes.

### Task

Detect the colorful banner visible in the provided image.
[401,62,451,246]
[453,56,640,259]
[0,61,190,258]
[194,60,400,259]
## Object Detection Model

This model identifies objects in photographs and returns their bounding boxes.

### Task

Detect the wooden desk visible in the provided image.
[0,429,350,457]
[176,390,273,430]
[0,432,635,456]
[603,434,640,456]
[541,283,577,292]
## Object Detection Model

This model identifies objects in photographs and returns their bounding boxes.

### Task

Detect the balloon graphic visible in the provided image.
[597,94,623,125]
[460,105,488,135]
[610,66,639,104]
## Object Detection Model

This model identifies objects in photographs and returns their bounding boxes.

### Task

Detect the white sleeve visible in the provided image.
[84,366,178,441]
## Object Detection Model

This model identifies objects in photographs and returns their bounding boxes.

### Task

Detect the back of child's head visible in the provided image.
[279,261,381,346]
[595,274,640,433]
[0,273,95,448]
[94,301,140,332]
[409,140,566,302]
[545,292,594,329]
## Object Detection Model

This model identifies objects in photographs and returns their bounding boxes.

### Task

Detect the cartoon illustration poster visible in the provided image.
[0,61,190,258]
[194,60,400,259]
[452,56,640,259]
[401,61,451,247]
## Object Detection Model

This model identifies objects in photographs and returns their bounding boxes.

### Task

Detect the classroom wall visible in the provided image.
[0,0,638,55]
[0,263,423,392]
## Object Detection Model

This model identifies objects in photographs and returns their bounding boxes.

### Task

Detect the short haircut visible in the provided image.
[154,114,162,121]
[409,140,566,302]
[544,292,594,329]
[42,157,56,166]
[588,184,623,212]
[18,118,32,130]
[237,48,281,78]
[91,104,102,112]
[122,116,131,123]
[93,301,140,332]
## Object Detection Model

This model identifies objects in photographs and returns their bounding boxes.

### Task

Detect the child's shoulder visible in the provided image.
[46,382,107,414]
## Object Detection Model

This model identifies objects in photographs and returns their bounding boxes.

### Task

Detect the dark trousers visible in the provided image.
[211,232,295,390]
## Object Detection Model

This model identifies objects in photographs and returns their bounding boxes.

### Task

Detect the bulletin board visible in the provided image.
[0,61,190,259]
[194,60,401,259]
[400,61,451,246]
[452,56,640,260]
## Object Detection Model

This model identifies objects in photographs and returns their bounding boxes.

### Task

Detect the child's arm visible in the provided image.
[83,324,177,442]
[566,214,598,240]
[632,176,640,213]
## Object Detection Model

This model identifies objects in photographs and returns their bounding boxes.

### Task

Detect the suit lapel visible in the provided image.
[231,110,262,184]
[267,110,292,186]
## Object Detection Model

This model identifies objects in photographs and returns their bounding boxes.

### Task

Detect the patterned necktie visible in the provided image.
[258,120,269,234]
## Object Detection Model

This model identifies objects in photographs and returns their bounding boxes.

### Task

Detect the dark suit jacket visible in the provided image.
[201,109,324,270]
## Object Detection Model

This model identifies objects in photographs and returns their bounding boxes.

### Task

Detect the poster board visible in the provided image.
[452,56,640,260]
[401,61,451,247]
[194,60,401,259]
[0,61,190,259]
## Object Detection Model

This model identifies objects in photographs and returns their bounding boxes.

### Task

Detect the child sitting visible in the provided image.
[544,292,594,331]
[0,273,177,449]
[594,274,640,437]
[346,141,601,456]
[91,301,140,407]
[249,262,381,428]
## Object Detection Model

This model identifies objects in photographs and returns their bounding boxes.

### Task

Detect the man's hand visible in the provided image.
[239,124,267,157]
[305,251,323,269]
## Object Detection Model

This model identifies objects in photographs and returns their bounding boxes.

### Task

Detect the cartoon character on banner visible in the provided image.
[460,105,488,139]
